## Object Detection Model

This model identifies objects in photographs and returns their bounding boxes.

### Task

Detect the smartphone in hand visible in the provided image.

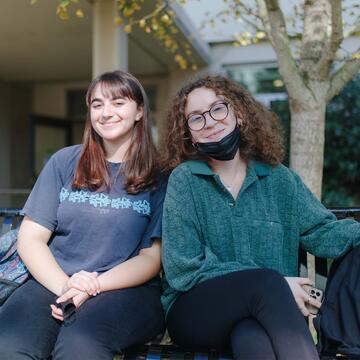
[302,285,324,315]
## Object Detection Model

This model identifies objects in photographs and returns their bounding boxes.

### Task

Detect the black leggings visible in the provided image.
[167,269,319,360]
[0,279,164,360]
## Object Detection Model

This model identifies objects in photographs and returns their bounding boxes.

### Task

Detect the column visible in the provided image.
[92,0,128,77]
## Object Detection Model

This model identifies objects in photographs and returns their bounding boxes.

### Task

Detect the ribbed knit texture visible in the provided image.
[161,160,360,316]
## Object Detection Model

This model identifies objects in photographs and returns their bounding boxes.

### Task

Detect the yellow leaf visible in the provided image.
[273,79,284,88]
[145,26,151,33]
[59,12,69,20]
[117,0,126,8]
[170,26,178,34]
[352,52,360,60]
[115,17,124,26]
[124,24,132,33]
[30,0,38,5]
[256,31,266,39]
[161,13,171,25]
[57,6,69,20]
[123,7,134,17]
[139,18,146,28]
[191,64,198,71]
[174,54,187,70]
[75,8,84,18]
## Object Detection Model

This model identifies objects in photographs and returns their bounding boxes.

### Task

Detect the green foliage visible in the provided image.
[322,74,360,206]
[270,75,360,206]
[270,100,290,166]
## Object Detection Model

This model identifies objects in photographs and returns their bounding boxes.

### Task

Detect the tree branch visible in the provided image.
[329,0,343,55]
[259,0,309,100]
[236,1,263,23]
[327,49,360,102]
[315,0,343,77]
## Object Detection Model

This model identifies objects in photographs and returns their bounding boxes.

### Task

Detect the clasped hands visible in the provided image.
[50,270,101,321]
[285,277,322,317]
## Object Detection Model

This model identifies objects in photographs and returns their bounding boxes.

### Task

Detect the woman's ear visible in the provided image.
[236,109,245,127]
[135,107,144,121]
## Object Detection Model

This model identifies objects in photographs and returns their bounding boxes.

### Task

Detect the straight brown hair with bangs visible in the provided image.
[73,70,159,194]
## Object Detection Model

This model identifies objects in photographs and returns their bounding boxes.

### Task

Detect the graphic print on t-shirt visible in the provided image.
[59,187,151,215]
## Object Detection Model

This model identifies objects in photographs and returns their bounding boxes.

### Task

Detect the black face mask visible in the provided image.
[195,125,240,161]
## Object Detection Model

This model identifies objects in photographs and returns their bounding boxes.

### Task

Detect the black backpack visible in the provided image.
[315,246,360,359]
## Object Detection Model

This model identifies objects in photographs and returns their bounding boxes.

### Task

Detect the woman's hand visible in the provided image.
[50,288,90,321]
[63,270,101,296]
[285,277,322,316]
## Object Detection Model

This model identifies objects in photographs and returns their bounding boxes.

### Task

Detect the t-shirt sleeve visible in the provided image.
[22,153,65,231]
[140,180,167,248]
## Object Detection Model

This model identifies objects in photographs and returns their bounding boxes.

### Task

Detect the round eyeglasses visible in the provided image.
[186,102,229,131]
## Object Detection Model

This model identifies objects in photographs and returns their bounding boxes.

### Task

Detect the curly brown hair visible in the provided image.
[160,75,285,172]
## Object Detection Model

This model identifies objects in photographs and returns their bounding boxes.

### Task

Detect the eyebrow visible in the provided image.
[90,96,125,104]
[187,100,224,117]
[90,98,101,104]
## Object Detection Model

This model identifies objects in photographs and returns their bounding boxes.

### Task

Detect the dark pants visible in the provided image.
[167,269,319,360]
[0,279,164,360]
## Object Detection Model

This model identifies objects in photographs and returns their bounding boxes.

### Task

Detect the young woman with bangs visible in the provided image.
[0,71,165,359]
[160,75,360,359]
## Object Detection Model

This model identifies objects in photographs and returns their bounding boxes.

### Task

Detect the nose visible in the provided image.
[203,112,217,128]
[102,103,114,118]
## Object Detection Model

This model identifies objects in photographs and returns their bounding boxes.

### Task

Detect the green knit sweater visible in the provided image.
[161,160,360,316]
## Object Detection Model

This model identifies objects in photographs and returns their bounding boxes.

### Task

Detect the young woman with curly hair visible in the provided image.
[160,75,360,359]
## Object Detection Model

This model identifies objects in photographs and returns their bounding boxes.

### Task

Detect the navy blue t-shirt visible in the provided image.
[22,145,166,277]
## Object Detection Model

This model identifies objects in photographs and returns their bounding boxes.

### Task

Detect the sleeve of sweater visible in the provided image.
[295,172,360,258]
[162,166,251,292]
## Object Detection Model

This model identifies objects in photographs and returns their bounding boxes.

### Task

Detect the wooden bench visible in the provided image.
[1,207,360,360]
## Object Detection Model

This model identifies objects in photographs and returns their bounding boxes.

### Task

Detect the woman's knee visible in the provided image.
[0,333,52,360]
[53,330,116,360]
[231,318,276,360]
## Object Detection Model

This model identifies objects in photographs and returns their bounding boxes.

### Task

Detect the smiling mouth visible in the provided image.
[206,129,225,139]
[99,120,119,127]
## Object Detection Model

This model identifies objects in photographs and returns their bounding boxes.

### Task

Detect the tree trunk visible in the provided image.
[288,84,327,284]
[288,86,328,200]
